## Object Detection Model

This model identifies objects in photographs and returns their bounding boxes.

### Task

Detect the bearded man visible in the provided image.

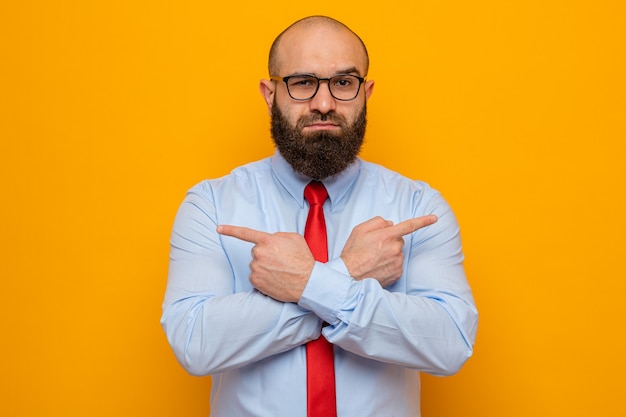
[161,15,478,417]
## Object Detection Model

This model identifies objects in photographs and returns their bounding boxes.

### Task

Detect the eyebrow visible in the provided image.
[334,67,361,76]
[288,67,363,78]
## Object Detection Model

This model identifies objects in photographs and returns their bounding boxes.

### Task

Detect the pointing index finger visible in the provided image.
[388,215,438,238]
[217,225,270,244]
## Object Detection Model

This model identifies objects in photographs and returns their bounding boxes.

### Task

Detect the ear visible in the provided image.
[259,79,275,116]
[364,80,375,100]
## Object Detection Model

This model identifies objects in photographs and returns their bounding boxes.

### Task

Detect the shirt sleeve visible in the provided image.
[160,187,322,376]
[298,192,478,376]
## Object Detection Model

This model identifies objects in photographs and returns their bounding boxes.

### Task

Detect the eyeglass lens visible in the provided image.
[286,75,362,101]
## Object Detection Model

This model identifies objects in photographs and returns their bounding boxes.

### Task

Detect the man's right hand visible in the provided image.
[340,215,438,287]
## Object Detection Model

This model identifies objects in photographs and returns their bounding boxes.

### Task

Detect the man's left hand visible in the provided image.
[217,225,315,303]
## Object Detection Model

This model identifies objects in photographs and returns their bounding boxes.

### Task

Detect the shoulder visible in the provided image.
[188,157,273,197]
[357,159,440,198]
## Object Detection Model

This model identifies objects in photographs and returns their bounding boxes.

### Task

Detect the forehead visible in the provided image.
[276,24,367,76]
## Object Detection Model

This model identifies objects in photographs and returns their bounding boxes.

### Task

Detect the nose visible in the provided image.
[308,80,337,114]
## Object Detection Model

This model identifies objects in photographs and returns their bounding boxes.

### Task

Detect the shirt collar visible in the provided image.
[271,150,361,210]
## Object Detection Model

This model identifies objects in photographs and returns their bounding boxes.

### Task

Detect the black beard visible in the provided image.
[270,104,367,180]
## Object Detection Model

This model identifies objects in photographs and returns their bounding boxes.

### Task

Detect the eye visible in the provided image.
[288,76,316,88]
[332,76,355,88]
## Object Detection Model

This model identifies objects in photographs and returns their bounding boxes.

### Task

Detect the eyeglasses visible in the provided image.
[270,74,365,101]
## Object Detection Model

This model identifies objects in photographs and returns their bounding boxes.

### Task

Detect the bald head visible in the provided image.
[268,16,370,77]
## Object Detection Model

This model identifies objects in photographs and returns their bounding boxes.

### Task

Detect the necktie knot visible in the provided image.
[304,181,328,206]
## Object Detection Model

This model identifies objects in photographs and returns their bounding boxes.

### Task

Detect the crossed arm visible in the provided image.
[216,215,438,303]
[162,195,476,376]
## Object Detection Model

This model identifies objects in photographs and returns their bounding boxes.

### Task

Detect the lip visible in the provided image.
[303,123,340,131]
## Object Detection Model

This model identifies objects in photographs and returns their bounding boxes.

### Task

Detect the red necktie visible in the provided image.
[303,181,337,417]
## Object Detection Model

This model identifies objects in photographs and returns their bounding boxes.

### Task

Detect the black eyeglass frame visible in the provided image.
[270,74,366,101]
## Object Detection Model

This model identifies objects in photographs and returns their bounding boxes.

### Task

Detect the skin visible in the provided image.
[217,18,438,302]
[259,19,374,130]
[217,216,438,303]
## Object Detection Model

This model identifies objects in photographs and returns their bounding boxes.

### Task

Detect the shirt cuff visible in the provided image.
[298,261,352,325]
[325,257,351,276]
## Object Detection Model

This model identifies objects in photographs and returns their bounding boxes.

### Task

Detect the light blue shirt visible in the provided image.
[161,152,478,417]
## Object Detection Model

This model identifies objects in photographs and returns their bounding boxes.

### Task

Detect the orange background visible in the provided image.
[1,1,625,416]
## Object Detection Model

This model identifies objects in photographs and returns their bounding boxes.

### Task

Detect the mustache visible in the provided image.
[297,111,347,128]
